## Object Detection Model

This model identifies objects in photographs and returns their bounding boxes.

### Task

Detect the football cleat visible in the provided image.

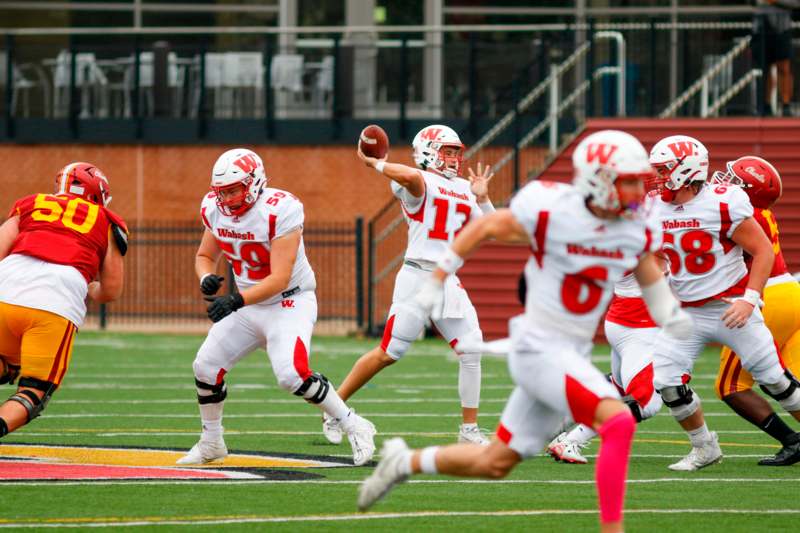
[547,432,589,464]
[668,432,722,471]
[458,424,489,445]
[176,437,228,465]
[758,440,800,466]
[322,412,343,445]
[358,437,411,511]
[347,413,377,466]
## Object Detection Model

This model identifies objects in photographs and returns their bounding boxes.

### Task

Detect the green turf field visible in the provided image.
[1,332,798,531]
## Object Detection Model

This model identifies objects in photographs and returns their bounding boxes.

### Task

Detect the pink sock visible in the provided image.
[595,411,636,524]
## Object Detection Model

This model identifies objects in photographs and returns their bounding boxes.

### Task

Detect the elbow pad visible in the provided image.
[111,224,129,256]
[640,277,693,337]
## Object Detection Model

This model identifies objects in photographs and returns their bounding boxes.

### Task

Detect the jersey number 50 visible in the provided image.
[31,194,99,234]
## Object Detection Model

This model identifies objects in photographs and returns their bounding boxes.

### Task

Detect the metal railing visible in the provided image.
[659,35,752,118]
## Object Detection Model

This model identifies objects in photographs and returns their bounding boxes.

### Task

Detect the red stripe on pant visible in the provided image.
[46,323,74,383]
[380,315,396,353]
[625,363,655,407]
[565,375,602,427]
[496,423,512,445]
[293,337,312,380]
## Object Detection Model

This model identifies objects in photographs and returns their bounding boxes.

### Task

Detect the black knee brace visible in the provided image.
[195,379,227,404]
[293,372,330,404]
[760,370,800,401]
[621,394,643,423]
[10,377,56,421]
[0,417,7,437]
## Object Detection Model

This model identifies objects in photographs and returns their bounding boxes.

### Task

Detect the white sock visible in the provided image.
[399,451,413,476]
[198,402,224,441]
[461,422,478,430]
[317,385,354,431]
[688,423,711,448]
[458,352,481,409]
[419,446,440,474]
[566,424,597,445]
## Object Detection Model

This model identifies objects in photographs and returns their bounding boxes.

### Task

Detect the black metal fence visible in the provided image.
[87,218,364,333]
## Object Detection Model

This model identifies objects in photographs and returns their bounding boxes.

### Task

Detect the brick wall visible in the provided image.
[0,144,411,224]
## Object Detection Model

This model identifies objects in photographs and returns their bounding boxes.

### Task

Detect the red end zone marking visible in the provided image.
[0,461,232,480]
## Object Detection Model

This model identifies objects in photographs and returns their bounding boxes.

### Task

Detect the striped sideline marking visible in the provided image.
[3,477,799,488]
[1,508,799,528]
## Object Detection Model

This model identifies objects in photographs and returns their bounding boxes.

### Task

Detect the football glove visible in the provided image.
[200,274,225,296]
[204,293,244,322]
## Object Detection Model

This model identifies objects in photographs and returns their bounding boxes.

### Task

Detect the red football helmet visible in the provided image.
[711,156,782,209]
[55,162,112,207]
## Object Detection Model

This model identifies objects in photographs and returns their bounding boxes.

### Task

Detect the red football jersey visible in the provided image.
[8,193,128,283]
[748,207,788,278]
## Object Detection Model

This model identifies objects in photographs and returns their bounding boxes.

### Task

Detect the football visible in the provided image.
[358,124,389,159]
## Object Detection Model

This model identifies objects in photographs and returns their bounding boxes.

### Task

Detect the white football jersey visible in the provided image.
[655,184,752,303]
[200,187,316,305]
[509,181,660,340]
[393,169,483,264]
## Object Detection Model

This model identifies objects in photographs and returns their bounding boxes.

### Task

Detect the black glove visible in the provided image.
[204,293,244,322]
[200,274,225,296]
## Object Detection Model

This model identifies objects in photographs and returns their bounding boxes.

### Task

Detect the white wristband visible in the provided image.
[478,200,495,215]
[742,288,761,307]
[436,248,464,274]
[375,161,386,174]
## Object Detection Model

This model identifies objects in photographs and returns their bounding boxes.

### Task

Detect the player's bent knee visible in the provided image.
[192,358,224,386]
[293,372,330,404]
[659,384,699,422]
[760,370,800,412]
[195,379,227,404]
[621,394,644,422]
[10,377,56,421]
[384,337,411,360]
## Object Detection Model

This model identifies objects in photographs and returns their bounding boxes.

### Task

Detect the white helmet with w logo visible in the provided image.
[412,124,464,179]
[649,135,709,199]
[211,148,266,216]
[572,129,653,215]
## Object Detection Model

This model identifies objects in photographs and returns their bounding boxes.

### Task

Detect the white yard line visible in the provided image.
[2,508,800,528]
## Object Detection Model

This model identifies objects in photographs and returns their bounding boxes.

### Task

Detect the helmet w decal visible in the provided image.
[55,162,112,207]
[412,125,464,179]
[572,129,654,216]
[211,148,266,216]
[649,135,709,201]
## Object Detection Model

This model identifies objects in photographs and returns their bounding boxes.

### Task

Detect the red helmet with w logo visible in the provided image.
[55,162,112,207]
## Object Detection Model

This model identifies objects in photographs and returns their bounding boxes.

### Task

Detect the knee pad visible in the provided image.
[453,328,484,359]
[192,358,226,386]
[0,417,7,437]
[11,377,56,421]
[760,370,800,412]
[0,360,20,385]
[381,305,425,359]
[293,372,330,404]
[195,379,227,405]
[659,384,700,422]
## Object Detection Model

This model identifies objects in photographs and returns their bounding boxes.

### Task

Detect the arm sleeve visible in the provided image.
[274,198,305,238]
[391,180,425,213]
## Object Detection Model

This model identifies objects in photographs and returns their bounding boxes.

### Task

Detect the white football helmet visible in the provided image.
[211,148,266,216]
[572,129,653,216]
[412,124,464,179]
[649,135,709,201]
